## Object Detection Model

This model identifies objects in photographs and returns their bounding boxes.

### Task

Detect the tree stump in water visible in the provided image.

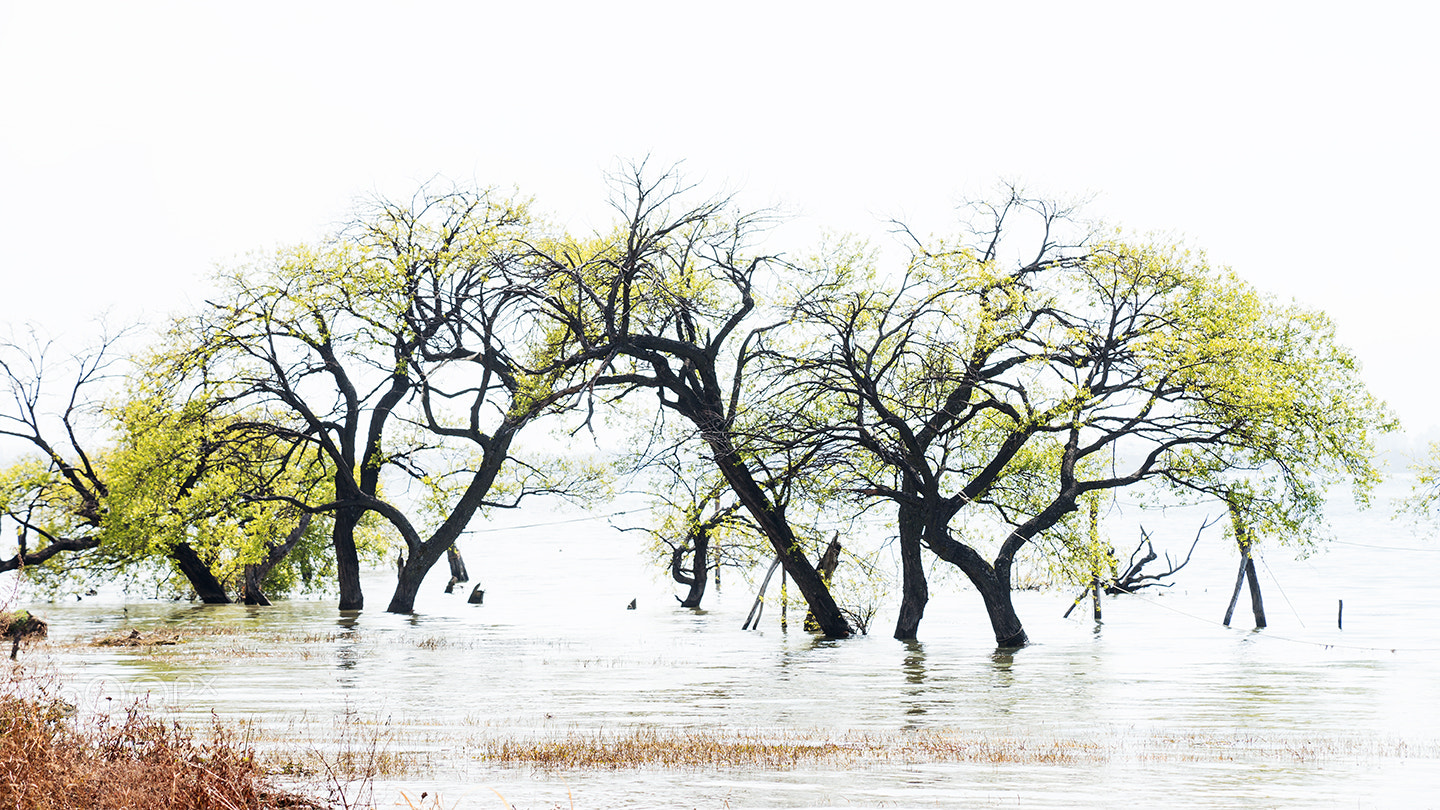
[446,546,469,583]
[4,610,48,659]
[804,538,843,632]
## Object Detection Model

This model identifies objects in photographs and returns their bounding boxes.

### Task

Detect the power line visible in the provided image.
[1328,539,1440,553]
[465,507,651,535]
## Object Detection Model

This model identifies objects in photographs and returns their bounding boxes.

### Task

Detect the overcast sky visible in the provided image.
[2,1,1436,438]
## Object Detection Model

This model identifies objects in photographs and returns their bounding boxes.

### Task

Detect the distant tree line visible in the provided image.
[0,164,1398,646]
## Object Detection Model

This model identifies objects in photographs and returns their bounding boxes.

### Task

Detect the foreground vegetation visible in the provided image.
[1,672,313,809]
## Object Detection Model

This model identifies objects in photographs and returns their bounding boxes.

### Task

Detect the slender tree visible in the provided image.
[531,165,855,637]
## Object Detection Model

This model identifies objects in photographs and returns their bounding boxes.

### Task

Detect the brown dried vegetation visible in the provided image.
[0,677,318,810]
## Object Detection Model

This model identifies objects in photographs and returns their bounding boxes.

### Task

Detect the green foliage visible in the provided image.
[1142,262,1398,553]
[1397,442,1440,534]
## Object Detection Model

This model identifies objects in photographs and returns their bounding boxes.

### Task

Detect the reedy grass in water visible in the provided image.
[476,727,1438,770]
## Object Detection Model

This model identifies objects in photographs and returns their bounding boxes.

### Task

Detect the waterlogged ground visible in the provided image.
[13,497,1440,809]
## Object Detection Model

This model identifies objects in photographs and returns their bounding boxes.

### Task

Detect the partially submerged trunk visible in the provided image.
[241,513,312,606]
[893,503,928,640]
[700,420,852,639]
[170,542,230,604]
[332,506,365,611]
[1223,503,1267,629]
[928,526,1030,647]
[389,542,450,613]
[671,529,709,608]
[446,545,469,583]
[972,563,1029,647]
[804,537,843,632]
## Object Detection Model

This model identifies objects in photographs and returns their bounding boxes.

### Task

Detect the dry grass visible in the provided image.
[476,726,1438,771]
[0,687,319,809]
[482,728,1102,770]
[91,628,196,647]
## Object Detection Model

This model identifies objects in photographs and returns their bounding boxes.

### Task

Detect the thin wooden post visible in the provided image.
[742,557,783,630]
[780,569,788,630]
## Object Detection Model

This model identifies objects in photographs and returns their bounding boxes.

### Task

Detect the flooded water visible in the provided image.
[11,489,1440,809]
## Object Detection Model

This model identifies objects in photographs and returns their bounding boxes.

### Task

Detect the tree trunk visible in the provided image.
[241,513,312,606]
[1245,554,1267,628]
[671,530,709,608]
[702,429,852,638]
[1224,501,1267,629]
[386,429,516,614]
[170,542,230,604]
[742,557,784,630]
[975,565,1029,647]
[893,503,928,640]
[388,545,446,613]
[805,537,842,632]
[241,568,271,606]
[1223,554,1247,627]
[446,545,469,583]
[332,506,365,611]
[926,529,1028,647]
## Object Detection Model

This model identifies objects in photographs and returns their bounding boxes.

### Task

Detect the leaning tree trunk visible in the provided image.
[703,434,852,638]
[387,434,514,614]
[1223,503,1267,629]
[241,513,312,606]
[927,530,1029,647]
[893,502,929,640]
[804,537,843,632]
[389,544,447,613]
[170,542,230,605]
[973,563,1028,647]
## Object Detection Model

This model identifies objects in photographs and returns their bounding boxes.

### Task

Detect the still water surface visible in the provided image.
[17,495,1440,809]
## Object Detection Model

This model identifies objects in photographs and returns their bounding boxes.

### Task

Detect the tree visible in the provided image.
[621,424,798,610]
[789,189,1393,646]
[530,165,855,637]
[1,331,334,603]
[0,331,112,576]
[1400,442,1440,531]
[180,184,605,613]
[1151,299,1396,627]
[99,388,338,604]
[785,193,1094,643]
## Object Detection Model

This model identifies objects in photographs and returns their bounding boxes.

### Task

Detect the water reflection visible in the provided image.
[989,647,1016,686]
[335,611,361,674]
[901,640,927,728]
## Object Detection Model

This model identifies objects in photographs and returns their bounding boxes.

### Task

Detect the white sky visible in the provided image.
[2,1,1437,437]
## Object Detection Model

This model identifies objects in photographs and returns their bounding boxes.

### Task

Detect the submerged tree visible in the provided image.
[788,190,1393,646]
[179,185,608,613]
[0,332,112,576]
[530,165,855,637]
[622,435,758,609]
[1151,299,1396,628]
[1,332,334,602]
